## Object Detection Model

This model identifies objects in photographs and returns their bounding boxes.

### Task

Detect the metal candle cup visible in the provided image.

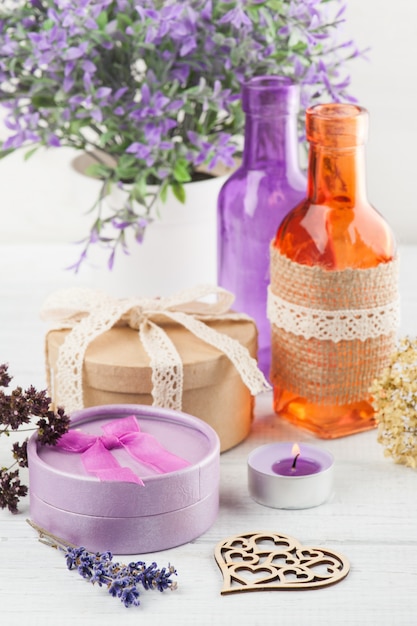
[248,442,334,509]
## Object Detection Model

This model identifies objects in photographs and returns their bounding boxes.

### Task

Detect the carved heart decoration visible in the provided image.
[214,531,350,595]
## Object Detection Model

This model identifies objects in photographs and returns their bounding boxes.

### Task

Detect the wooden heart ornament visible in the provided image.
[214,531,350,595]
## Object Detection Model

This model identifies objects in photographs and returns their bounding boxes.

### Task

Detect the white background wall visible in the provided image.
[0,0,416,245]
[344,0,417,245]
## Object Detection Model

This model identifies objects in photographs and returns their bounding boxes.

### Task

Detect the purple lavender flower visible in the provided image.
[219,6,253,29]
[55,543,177,608]
[65,547,86,570]
[48,133,61,147]
[126,142,154,166]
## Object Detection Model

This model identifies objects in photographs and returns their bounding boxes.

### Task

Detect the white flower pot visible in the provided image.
[74,163,232,298]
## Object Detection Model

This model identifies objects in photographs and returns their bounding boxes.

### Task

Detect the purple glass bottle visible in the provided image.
[217,76,306,379]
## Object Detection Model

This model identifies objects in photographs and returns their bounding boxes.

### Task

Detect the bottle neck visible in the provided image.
[243,112,300,175]
[307,144,368,206]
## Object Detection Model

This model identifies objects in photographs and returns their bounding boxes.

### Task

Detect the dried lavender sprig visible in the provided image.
[0,469,28,514]
[27,520,178,608]
[0,363,70,513]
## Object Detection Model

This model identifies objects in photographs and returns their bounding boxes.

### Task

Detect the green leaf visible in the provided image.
[171,182,186,203]
[173,159,191,183]
[98,130,116,147]
[291,41,308,54]
[131,178,147,204]
[43,19,54,31]
[97,11,108,29]
[24,147,39,161]
[246,5,262,20]
[69,119,87,135]
[289,30,302,47]
[85,162,113,180]
[117,13,132,30]
[202,109,218,132]
[31,77,57,90]
[31,93,56,108]
[117,154,137,169]
[0,148,14,160]
[159,179,170,203]
[115,164,138,181]
[262,0,284,11]
[273,50,290,63]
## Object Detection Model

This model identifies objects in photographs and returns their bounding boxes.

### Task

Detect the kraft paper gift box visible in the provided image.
[28,404,220,554]
[42,286,270,452]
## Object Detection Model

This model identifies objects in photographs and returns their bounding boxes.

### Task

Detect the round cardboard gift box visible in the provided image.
[28,404,220,554]
[45,316,258,453]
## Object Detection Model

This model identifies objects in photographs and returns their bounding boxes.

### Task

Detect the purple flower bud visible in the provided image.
[96,87,112,100]
[141,83,151,105]
[83,72,93,92]
[85,18,98,30]
[91,109,103,123]
[82,60,96,74]
[48,134,61,147]
[63,77,74,92]
[113,87,128,101]
[65,42,88,61]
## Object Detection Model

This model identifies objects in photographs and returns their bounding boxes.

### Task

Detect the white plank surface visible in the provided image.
[1,244,417,626]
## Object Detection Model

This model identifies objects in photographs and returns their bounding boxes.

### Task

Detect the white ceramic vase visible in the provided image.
[89,177,227,298]
[71,154,232,298]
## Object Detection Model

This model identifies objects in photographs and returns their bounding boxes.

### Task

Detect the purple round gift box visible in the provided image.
[28,404,220,554]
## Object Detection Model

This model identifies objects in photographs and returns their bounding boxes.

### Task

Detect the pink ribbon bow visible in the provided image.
[56,415,191,485]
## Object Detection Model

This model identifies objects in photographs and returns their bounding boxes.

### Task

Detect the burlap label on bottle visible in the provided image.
[268,246,400,405]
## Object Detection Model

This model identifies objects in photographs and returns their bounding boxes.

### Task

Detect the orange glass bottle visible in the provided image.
[269,103,398,438]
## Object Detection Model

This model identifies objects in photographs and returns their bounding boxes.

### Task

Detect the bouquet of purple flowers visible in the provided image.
[0,0,362,267]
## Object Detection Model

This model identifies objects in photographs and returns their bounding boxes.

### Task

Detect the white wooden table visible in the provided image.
[1,243,417,626]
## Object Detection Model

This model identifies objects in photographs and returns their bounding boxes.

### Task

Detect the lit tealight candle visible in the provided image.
[248,442,334,509]
[271,443,321,477]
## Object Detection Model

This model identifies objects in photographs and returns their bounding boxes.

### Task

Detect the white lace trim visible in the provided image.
[42,285,271,414]
[267,286,400,342]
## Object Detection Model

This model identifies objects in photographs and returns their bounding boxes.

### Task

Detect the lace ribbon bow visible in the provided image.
[41,285,270,414]
[56,415,191,485]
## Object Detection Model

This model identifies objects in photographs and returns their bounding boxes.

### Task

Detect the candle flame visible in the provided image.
[292,443,301,457]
